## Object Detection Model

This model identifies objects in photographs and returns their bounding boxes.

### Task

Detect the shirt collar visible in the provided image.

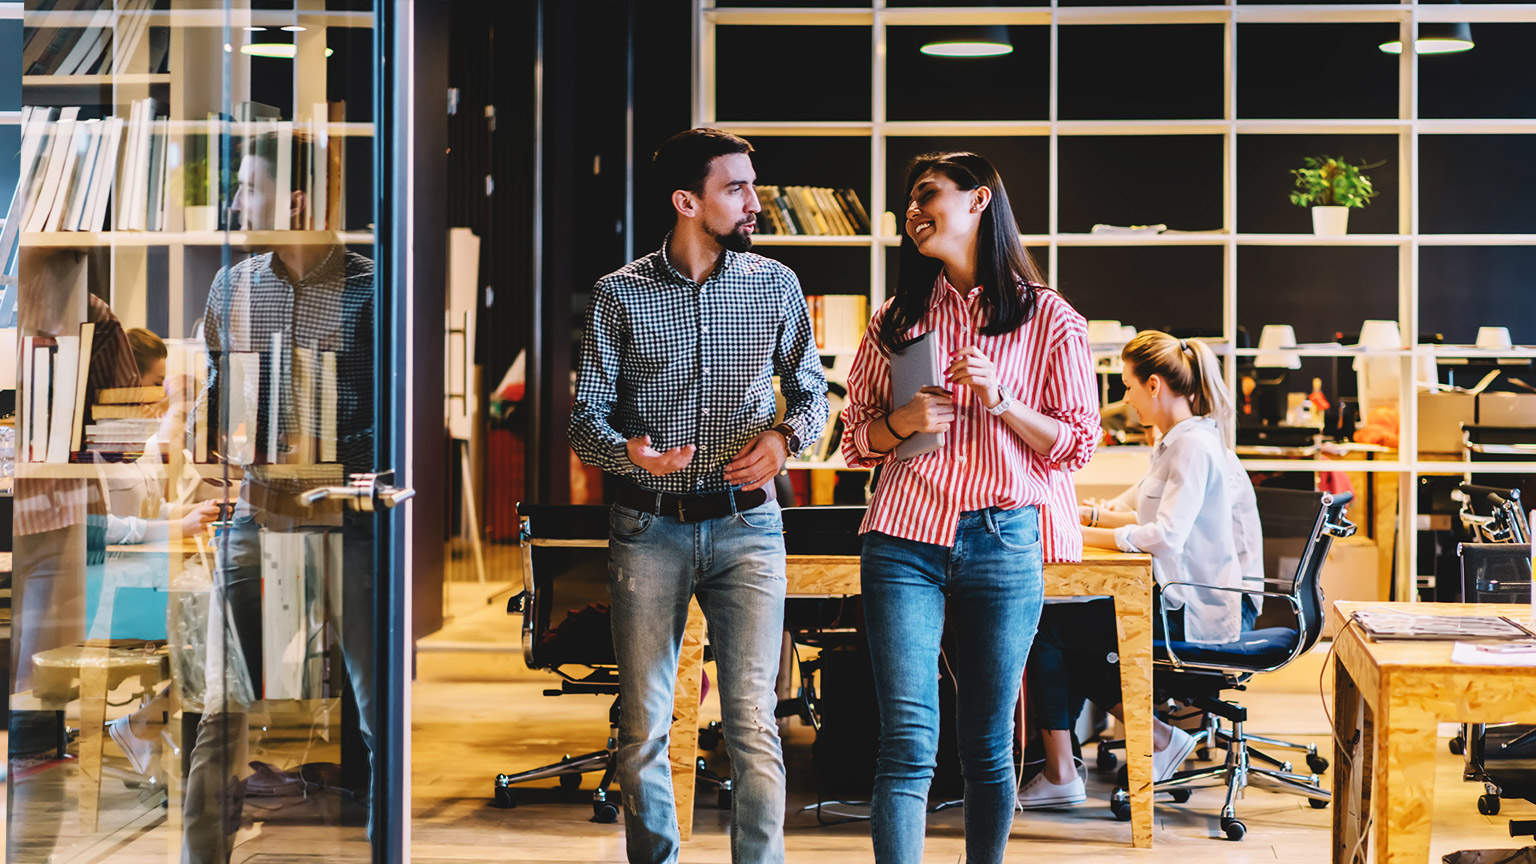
[1154,414,1217,454]
[268,244,343,289]
[934,271,983,307]
[657,231,736,287]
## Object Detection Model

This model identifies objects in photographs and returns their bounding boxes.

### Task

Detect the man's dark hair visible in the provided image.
[241,129,315,192]
[652,127,754,199]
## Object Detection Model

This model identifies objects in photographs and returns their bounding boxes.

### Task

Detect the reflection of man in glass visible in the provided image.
[183,129,376,863]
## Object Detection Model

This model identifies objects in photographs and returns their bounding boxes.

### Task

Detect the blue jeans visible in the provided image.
[608,498,788,864]
[861,506,1044,864]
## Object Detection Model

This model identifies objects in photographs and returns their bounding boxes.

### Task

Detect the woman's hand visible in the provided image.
[177,500,226,535]
[948,346,1001,409]
[888,386,955,437]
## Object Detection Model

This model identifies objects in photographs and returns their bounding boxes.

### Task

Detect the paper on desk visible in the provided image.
[1452,640,1536,666]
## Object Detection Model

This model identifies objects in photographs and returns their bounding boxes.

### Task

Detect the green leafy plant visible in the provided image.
[1289,156,1383,209]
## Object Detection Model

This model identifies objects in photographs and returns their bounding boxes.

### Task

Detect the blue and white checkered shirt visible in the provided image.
[570,237,829,495]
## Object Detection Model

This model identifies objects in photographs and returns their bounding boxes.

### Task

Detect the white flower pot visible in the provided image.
[1312,206,1350,236]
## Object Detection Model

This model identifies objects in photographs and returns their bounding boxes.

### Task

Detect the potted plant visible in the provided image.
[1289,155,1381,236]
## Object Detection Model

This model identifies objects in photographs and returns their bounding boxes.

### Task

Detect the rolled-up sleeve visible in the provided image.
[840,305,893,469]
[569,281,638,476]
[1040,311,1100,472]
[773,273,829,453]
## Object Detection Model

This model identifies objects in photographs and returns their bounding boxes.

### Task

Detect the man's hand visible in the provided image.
[723,431,788,492]
[627,435,696,476]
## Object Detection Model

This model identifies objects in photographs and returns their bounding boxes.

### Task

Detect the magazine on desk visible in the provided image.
[1351,609,1536,642]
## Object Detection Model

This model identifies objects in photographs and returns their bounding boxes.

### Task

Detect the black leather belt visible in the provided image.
[614,481,772,524]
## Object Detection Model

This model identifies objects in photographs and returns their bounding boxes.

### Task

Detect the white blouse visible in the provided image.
[1111,416,1259,645]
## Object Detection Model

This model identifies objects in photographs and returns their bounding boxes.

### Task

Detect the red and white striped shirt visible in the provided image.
[841,276,1099,559]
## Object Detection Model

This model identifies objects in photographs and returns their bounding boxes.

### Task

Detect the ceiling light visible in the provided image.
[240,44,334,58]
[281,25,307,32]
[920,25,1013,59]
[1379,21,1474,54]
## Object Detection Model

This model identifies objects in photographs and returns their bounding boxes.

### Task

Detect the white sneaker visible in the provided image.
[107,716,155,775]
[1016,770,1087,809]
[1153,726,1199,783]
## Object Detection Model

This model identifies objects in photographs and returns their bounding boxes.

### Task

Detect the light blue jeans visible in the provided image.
[861,506,1044,864]
[608,498,788,864]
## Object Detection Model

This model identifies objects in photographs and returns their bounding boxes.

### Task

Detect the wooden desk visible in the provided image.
[1329,601,1536,863]
[669,546,1156,847]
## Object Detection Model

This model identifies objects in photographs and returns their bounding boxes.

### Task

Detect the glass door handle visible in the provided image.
[300,471,416,511]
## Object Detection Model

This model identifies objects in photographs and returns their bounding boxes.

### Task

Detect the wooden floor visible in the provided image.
[6,557,1535,862]
[410,599,1536,864]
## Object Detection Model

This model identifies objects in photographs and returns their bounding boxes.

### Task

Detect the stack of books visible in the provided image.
[756,185,870,237]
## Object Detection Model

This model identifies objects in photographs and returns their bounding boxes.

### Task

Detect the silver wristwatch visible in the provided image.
[985,385,1015,416]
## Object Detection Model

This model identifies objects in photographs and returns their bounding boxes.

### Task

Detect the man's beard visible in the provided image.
[713,220,754,252]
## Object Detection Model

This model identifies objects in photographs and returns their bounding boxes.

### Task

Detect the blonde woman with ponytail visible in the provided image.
[1016,330,1264,810]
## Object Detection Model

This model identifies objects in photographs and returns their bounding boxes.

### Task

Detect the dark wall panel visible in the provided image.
[1059,136,1224,233]
[886,136,1048,236]
[886,26,1049,122]
[1236,247,1399,344]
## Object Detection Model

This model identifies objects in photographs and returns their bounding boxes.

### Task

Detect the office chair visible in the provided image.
[489,504,730,823]
[1097,489,1355,840]
[1448,483,1535,816]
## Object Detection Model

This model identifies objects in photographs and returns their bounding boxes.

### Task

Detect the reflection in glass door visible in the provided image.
[7,2,392,861]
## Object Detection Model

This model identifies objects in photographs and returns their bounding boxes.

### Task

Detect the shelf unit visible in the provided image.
[694,0,1536,599]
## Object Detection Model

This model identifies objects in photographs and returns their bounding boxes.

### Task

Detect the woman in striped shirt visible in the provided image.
[840,152,1099,864]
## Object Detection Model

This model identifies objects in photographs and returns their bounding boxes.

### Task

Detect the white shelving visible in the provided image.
[697,1,1536,597]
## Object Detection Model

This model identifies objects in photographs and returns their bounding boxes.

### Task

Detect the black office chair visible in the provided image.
[489,504,730,822]
[1449,482,1535,816]
[1101,489,1355,840]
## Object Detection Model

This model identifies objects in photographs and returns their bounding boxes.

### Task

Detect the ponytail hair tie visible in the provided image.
[1179,338,1189,352]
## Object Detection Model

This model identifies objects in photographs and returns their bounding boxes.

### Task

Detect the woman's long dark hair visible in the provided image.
[878,152,1045,353]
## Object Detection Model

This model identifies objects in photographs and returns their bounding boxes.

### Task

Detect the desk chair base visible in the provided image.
[1108,711,1330,840]
[490,696,734,822]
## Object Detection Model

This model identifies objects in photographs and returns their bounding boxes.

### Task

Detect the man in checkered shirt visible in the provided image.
[181,130,378,864]
[570,128,827,864]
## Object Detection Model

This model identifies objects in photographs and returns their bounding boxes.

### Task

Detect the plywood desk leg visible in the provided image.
[1114,587,1155,849]
[670,599,707,843]
[78,658,109,832]
[1332,655,1369,863]
[1375,700,1436,864]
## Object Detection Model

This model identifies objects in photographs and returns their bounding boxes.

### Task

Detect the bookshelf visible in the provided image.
[695,0,1536,598]
[10,0,375,474]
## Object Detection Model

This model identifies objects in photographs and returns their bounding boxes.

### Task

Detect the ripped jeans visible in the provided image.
[607,498,787,864]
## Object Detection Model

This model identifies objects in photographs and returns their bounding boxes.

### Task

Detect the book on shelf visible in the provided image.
[21,0,166,77]
[24,106,80,233]
[65,321,95,455]
[98,385,166,404]
[755,185,869,238]
[806,294,869,355]
[21,319,97,464]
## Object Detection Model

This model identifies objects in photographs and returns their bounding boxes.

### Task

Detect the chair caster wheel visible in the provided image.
[491,786,517,809]
[592,801,620,823]
[1196,747,1211,762]
[1096,746,1117,772]
[700,721,724,751]
[1479,793,1501,816]
[1167,788,1192,804]
[1309,797,1330,809]
[1110,790,1132,822]
[560,772,582,792]
[717,787,732,810]
[1449,735,1466,756]
[1307,754,1330,774]
[1221,817,1246,841]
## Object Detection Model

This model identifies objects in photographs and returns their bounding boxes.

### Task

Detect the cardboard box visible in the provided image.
[1418,391,1476,454]
[1320,537,1379,637]
[1477,392,1536,428]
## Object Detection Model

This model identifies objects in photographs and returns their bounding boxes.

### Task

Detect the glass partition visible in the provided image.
[8,1,384,860]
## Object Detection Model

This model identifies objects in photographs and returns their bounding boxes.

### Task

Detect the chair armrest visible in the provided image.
[1156,583,1303,672]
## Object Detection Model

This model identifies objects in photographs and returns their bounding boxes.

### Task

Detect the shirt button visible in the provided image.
[702,326,710,334]
[703,367,711,375]
[958,455,968,464]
